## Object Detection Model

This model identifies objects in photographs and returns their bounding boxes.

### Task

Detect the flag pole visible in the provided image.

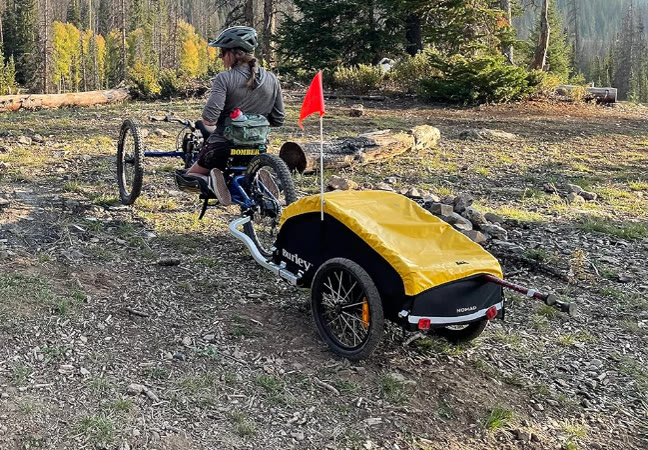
[319,114,324,221]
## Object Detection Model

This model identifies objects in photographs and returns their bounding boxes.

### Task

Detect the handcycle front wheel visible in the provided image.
[243,153,297,257]
[311,258,384,360]
[117,119,144,205]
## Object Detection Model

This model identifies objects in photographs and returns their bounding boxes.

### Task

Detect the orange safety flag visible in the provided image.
[298,71,325,129]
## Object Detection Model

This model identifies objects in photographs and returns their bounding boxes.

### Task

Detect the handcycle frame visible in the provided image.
[144,115,268,212]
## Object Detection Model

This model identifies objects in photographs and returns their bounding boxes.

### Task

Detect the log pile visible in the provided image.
[0,88,131,112]
[279,125,440,173]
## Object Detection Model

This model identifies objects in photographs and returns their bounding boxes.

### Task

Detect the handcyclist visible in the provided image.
[185,26,285,206]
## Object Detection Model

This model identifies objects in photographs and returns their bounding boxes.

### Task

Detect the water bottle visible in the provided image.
[230,108,247,122]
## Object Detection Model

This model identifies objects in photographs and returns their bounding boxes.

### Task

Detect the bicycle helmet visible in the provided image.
[209,26,258,52]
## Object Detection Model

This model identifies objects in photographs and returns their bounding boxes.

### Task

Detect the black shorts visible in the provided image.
[197,141,230,171]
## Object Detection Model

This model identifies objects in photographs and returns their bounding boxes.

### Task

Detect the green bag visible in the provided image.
[223,113,271,146]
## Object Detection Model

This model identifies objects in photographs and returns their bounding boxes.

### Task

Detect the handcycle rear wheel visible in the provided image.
[243,153,297,257]
[311,258,384,360]
[117,119,144,205]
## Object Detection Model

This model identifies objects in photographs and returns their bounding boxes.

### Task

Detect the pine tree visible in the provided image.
[67,0,81,28]
[12,0,38,86]
[276,0,402,73]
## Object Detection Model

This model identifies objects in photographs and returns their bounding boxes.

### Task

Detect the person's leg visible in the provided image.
[186,161,210,175]
[191,142,232,205]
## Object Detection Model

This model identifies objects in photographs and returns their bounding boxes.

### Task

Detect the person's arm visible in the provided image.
[268,80,285,127]
[202,75,227,126]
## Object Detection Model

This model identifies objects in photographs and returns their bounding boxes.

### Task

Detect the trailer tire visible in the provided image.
[433,319,488,344]
[311,258,384,360]
[117,119,144,205]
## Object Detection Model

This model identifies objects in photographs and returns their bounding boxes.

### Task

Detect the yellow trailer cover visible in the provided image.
[280,190,503,296]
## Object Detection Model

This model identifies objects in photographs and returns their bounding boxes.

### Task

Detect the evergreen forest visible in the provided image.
[0,0,647,102]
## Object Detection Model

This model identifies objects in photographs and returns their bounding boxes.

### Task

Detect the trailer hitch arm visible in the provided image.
[483,274,575,316]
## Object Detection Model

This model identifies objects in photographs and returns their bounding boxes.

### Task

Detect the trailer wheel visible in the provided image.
[311,258,384,360]
[117,119,144,205]
[243,153,297,257]
[433,319,488,344]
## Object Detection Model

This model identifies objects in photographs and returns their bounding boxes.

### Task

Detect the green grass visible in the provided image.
[377,374,407,405]
[76,415,115,446]
[176,373,218,394]
[88,377,112,394]
[484,406,514,431]
[107,398,134,414]
[12,364,30,385]
[523,248,551,262]
[578,217,648,240]
[228,410,256,437]
[255,375,283,394]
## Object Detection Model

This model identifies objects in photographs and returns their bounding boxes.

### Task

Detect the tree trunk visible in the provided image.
[42,0,50,93]
[262,0,275,65]
[244,0,254,27]
[405,14,422,56]
[279,126,440,174]
[0,87,131,112]
[530,0,550,71]
[120,0,126,80]
[499,0,513,64]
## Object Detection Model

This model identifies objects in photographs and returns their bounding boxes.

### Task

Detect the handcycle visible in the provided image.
[116,115,296,256]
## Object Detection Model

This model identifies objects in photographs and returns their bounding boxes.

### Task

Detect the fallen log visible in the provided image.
[556,85,617,104]
[279,125,440,173]
[0,87,131,112]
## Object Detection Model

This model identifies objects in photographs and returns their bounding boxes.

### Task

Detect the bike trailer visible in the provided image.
[275,190,504,326]
[229,190,573,359]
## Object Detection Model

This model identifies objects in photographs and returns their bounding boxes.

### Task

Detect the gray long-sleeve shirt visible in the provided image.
[202,65,285,144]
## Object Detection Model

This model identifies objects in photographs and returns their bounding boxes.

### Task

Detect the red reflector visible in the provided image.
[418,318,431,330]
[486,306,498,320]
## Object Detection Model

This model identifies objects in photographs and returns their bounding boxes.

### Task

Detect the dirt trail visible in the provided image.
[0,99,647,449]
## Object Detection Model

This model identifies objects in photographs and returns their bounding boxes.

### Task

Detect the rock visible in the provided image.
[422,194,441,204]
[566,184,584,194]
[328,175,358,191]
[412,125,441,150]
[58,364,75,375]
[442,212,473,231]
[17,136,32,145]
[481,224,508,240]
[589,359,603,368]
[484,212,504,224]
[453,193,474,213]
[139,128,150,138]
[566,192,585,204]
[618,274,633,283]
[127,383,145,395]
[152,128,170,137]
[202,334,216,342]
[543,182,558,194]
[349,104,364,117]
[405,187,422,199]
[173,352,186,361]
[181,337,192,347]
[157,258,180,266]
[515,430,532,442]
[0,147,8,153]
[580,191,597,201]
[462,207,488,226]
[459,128,517,141]
[532,402,544,411]
[80,367,91,377]
[441,195,455,205]
[32,134,45,143]
[461,230,486,243]
[427,202,454,217]
[0,198,9,208]
[375,182,394,192]
[384,177,398,184]
[291,431,306,441]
